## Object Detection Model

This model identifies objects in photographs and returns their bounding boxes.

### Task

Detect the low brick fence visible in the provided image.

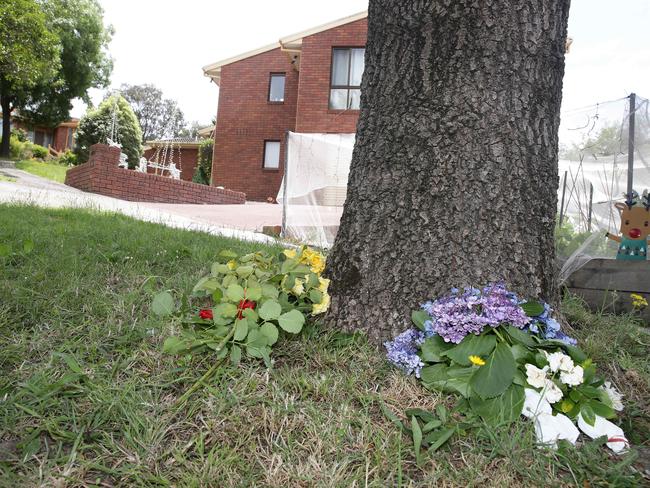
[65,144,245,204]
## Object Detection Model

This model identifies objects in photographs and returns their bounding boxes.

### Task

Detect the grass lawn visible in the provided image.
[15,160,69,183]
[1,205,648,486]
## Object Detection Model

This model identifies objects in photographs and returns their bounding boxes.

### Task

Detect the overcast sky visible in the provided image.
[73,0,650,125]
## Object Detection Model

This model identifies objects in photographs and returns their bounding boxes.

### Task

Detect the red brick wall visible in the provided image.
[295,18,367,133]
[143,146,198,182]
[66,144,245,204]
[212,48,298,201]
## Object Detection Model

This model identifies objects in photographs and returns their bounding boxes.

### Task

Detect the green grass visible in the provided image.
[0,204,648,486]
[15,159,69,183]
[0,174,16,183]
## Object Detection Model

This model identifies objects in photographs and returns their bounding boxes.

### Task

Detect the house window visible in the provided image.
[263,140,281,169]
[329,47,365,110]
[269,73,285,102]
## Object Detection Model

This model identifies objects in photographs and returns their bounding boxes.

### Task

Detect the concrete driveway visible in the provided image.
[0,167,280,244]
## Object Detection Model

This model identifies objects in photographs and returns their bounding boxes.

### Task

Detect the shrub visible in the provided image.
[11,128,27,142]
[75,94,143,168]
[9,136,27,160]
[57,150,77,166]
[194,139,213,185]
[30,144,48,159]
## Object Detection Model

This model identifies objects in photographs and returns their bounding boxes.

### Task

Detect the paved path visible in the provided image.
[0,168,279,244]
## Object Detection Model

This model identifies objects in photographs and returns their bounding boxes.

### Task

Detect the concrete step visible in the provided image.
[0,160,16,169]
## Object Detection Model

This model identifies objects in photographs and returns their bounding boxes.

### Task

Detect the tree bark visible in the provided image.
[0,79,12,158]
[325,0,571,344]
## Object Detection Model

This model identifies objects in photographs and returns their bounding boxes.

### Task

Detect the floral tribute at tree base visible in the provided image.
[384,284,628,459]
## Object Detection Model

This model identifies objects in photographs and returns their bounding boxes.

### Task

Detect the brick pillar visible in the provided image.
[89,143,121,167]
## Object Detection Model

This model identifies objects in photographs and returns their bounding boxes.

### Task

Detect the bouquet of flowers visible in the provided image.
[154,246,330,366]
[384,284,627,457]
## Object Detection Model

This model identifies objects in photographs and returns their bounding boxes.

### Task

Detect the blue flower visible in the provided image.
[384,329,425,377]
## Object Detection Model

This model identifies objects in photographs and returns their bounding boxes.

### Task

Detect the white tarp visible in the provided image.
[277,132,354,248]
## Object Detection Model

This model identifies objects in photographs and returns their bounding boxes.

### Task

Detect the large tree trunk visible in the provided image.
[325,0,571,344]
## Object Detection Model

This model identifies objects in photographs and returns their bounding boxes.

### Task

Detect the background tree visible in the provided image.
[120,84,185,142]
[75,94,142,167]
[0,0,59,157]
[17,0,113,128]
[325,0,571,343]
[192,139,213,185]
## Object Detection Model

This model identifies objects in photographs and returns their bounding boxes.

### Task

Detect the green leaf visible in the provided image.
[259,300,282,320]
[405,409,436,423]
[411,416,423,464]
[278,309,305,334]
[162,336,187,354]
[246,287,262,301]
[580,404,596,426]
[280,259,297,273]
[426,427,455,452]
[565,345,588,364]
[234,319,249,341]
[444,334,496,366]
[262,284,279,299]
[260,322,279,345]
[469,342,516,399]
[242,307,259,322]
[22,239,34,254]
[420,335,453,362]
[152,292,175,316]
[504,325,536,347]
[379,401,407,434]
[230,345,241,365]
[589,400,616,419]
[309,289,323,304]
[421,419,443,433]
[212,288,223,302]
[521,301,545,317]
[226,284,245,302]
[236,265,254,278]
[411,310,430,331]
[510,344,530,363]
[436,404,448,424]
[219,250,238,259]
[211,263,230,275]
[469,383,524,426]
[214,303,238,318]
[420,364,449,385]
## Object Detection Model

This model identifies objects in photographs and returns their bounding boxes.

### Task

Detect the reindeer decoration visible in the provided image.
[606,190,650,260]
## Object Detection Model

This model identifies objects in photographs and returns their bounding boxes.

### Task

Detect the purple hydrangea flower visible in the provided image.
[421,284,530,344]
[384,329,425,377]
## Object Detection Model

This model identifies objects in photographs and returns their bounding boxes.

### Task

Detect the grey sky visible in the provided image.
[74,0,649,125]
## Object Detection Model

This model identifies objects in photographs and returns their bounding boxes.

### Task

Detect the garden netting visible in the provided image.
[277,94,650,282]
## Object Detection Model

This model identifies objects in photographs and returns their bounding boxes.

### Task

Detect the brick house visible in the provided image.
[0,112,78,154]
[203,11,367,201]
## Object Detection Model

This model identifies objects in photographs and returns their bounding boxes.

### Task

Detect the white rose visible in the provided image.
[601,381,624,411]
[560,365,584,387]
[544,351,574,373]
[525,364,549,389]
[541,379,563,404]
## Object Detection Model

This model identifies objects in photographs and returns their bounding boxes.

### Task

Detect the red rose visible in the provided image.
[199,308,213,320]
[237,299,256,319]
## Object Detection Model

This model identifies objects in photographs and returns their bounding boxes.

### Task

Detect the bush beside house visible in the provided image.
[75,95,143,168]
[192,139,213,185]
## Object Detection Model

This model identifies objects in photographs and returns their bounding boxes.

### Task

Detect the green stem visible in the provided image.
[493,328,507,344]
[173,325,236,411]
